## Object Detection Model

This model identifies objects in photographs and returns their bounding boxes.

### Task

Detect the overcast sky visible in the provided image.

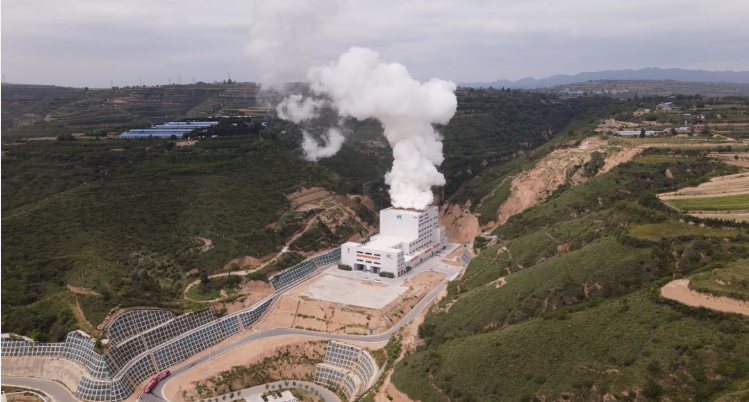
[3,0,748,88]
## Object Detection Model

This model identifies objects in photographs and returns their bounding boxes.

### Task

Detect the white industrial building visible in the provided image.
[340,206,446,277]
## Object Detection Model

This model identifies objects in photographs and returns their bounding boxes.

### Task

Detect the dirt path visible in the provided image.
[66,284,101,296]
[660,279,749,316]
[195,237,213,252]
[70,299,95,333]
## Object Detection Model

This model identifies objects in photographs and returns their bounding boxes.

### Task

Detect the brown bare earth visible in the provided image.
[658,172,749,200]
[439,202,481,243]
[710,152,749,167]
[175,140,197,147]
[195,237,213,252]
[256,271,445,335]
[661,279,749,316]
[495,137,640,225]
[161,336,385,402]
[66,284,101,296]
[219,281,275,315]
[222,254,275,270]
[5,394,44,402]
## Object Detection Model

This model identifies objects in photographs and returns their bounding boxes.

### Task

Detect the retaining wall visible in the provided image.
[2,248,341,402]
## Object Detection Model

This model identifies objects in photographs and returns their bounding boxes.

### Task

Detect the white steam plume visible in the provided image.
[298,47,457,210]
[302,127,346,161]
[245,0,339,88]
[276,94,325,123]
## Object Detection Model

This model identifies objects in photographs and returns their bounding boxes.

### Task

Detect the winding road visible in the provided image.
[4,249,462,402]
[1,378,79,402]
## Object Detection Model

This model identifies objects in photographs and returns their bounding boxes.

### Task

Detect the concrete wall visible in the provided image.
[2,356,85,394]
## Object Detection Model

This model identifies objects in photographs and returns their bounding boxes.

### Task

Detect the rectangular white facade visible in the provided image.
[340,206,446,277]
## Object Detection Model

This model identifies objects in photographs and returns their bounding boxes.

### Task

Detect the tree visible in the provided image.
[639,128,646,138]
[670,127,677,136]
[703,124,713,137]
[200,271,210,284]
[222,396,227,401]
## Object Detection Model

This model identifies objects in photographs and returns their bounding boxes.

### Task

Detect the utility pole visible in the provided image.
[178,75,181,85]
[139,77,142,86]
[228,72,231,82]
[110,79,113,88]
[168,78,171,85]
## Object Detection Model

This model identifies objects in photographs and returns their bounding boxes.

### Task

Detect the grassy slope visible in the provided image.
[393,291,749,402]
[392,157,749,402]
[690,261,749,301]
[666,194,749,211]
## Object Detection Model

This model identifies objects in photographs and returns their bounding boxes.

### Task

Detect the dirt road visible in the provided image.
[660,279,749,316]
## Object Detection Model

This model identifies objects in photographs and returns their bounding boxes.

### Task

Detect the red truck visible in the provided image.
[143,370,170,393]
[143,378,158,394]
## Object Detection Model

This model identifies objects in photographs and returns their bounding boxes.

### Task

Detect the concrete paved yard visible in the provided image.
[299,274,408,309]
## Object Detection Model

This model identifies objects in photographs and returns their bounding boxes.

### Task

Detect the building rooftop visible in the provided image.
[352,234,413,250]
[382,206,436,215]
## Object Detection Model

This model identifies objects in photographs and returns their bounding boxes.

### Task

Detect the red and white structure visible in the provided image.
[340,206,446,277]
[143,370,170,393]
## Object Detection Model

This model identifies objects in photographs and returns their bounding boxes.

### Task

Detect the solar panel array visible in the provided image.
[105,308,216,374]
[107,310,173,346]
[271,248,341,290]
[315,341,379,401]
[2,247,341,402]
[460,249,473,266]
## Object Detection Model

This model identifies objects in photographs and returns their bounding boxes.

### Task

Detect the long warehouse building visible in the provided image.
[340,206,446,277]
[120,121,218,138]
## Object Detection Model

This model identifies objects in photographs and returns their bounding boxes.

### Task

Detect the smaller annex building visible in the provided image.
[340,206,446,277]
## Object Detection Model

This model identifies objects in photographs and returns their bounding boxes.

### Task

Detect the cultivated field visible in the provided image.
[657,172,749,221]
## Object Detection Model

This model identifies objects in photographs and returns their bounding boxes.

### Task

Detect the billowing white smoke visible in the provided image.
[301,127,346,161]
[276,94,345,161]
[247,0,457,210]
[245,0,339,88]
[277,47,457,210]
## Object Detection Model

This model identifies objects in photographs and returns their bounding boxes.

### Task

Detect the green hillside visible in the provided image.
[1,82,259,140]
[392,156,749,401]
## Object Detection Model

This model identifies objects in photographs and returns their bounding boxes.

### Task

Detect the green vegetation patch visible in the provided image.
[393,291,749,402]
[475,178,512,225]
[666,194,749,211]
[690,261,749,301]
[628,220,739,241]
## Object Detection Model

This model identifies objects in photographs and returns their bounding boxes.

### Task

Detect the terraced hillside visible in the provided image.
[1,82,261,140]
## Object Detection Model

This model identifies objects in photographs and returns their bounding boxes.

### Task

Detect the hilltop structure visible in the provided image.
[340,206,446,277]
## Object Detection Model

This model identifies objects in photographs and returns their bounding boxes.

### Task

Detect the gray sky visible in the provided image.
[3,0,748,88]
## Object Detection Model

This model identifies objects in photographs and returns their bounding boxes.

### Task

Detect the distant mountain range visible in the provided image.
[459,68,749,89]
